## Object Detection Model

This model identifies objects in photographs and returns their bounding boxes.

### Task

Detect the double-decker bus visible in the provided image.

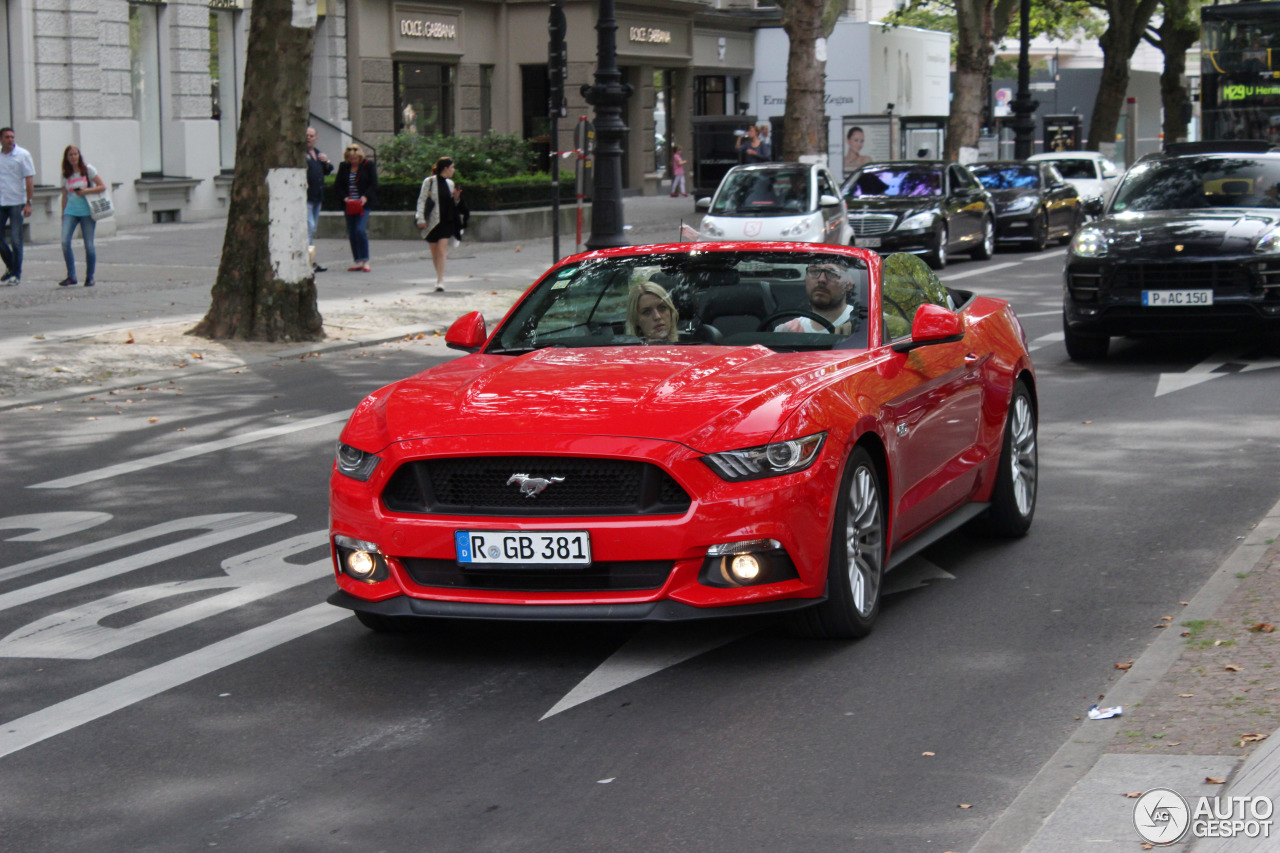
[1201,1,1280,143]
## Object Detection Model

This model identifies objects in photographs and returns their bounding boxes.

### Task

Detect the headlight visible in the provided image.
[1257,226,1280,254]
[899,211,936,231]
[335,442,380,481]
[779,215,816,238]
[1071,226,1108,258]
[1003,196,1037,214]
[702,433,826,481]
[701,219,725,238]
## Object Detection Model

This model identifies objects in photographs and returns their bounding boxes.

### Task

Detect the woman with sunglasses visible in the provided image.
[333,143,377,272]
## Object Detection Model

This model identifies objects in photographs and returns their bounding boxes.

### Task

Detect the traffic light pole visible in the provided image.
[549,0,567,262]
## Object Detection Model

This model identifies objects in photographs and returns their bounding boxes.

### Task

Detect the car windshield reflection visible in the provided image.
[710,168,814,216]
[971,165,1041,190]
[1111,157,1280,212]
[489,252,871,354]
[845,166,943,199]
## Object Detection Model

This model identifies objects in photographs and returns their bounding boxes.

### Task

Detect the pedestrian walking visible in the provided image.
[334,143,376,272]
[415,156,467,291]
[669,145,687,197]
[305,127,333,273]
[758,124,773,161]
[58,145,106,288]
[0,127,35,286]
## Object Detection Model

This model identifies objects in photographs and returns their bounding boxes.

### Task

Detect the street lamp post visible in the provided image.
[1008,0,1038,160]
[581,0,633,250]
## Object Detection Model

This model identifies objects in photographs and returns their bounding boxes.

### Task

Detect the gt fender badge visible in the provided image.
[507,473,565,498]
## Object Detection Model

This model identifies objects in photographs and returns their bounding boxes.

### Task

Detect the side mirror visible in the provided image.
[695,197,711,212]
[1082,197,1105,216]
[819,193,841,207]
[892,303,963,353]
[445,311,487,352]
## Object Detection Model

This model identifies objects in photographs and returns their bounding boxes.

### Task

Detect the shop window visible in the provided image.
[130,2,163,175]
[209,10,241,172]
[521,64,551,170]
[395,63,454,136]
[695,76,741,117]
[654,70,672,173]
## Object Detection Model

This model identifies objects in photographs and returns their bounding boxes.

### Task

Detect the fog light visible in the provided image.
[730,554,761,582]
[346,550,377,579]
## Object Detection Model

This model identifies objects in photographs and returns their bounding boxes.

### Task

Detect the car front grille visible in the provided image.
[1109,262,1252,297]
[399,558,675,591]
[847,214,898,236]
[382,456,692,517]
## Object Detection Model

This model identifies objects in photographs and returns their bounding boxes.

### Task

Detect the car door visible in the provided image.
[875,254,985,539]
[946,165,983,249]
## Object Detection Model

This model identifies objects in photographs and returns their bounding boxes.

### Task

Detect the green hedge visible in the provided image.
[324,173,579,213]
[375,132,537,183]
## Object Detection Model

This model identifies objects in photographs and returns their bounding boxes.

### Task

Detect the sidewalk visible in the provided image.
[0,194,700,408]
[974,500,1280,851]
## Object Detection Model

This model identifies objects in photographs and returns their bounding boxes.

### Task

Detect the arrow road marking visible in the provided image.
[541,558,954,720]
[0,512,113,542]
[1155,350,1280,397]
[28,410,349,489]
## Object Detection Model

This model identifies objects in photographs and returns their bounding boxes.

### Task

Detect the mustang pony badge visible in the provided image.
[507,473,565,498]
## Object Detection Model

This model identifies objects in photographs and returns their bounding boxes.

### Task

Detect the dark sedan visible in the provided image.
[1063,141,1280,360]
[842,161,995,270]
[969,161,1082,250]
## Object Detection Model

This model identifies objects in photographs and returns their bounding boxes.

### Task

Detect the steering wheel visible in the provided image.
[758,310,836,333]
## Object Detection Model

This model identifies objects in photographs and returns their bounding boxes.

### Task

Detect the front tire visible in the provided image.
[973,379,1037,537]
[1030,212,1049,251]
[926,223,948,270]
[788,447,885,639]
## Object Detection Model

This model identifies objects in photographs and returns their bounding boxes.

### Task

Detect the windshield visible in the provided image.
[845,166,942,199]
[710,168,814,216]
[489,251,871,354]
[971,165,1040,190]
[1111,156,1280,212]
[1041,159,1099,180]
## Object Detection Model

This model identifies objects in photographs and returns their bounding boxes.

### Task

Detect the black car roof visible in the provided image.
[1157,140,1280,158]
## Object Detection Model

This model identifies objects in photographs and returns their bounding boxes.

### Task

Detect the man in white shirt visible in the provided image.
[774,262,858,334]
[0,127,36,286]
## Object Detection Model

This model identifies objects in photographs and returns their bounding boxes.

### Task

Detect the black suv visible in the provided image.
[1063,141,1280,360]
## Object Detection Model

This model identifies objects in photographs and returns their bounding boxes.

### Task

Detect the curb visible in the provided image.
[970,497,1280,852]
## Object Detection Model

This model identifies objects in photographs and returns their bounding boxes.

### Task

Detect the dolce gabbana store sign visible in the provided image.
[617,15,689,59]
[393,4,462,55]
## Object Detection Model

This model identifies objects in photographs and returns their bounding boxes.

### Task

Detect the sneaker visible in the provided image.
[84,278,95,287]
[7,277,18,286]
[313,264,327,273]
[59,277,78,287]
[434,284,445,292]
[0,270,12,283]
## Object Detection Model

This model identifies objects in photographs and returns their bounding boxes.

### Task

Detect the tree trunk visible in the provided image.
[947,0,996,162]
[1155,0,1200,145]
[1086,0,1161,153]
[777,0,842,162]
[191,0,323,343]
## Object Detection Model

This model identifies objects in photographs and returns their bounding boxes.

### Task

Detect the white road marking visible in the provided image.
[942,263,1022,281]
[0,530,329,659]
[0,513,294,610]
[0,512,112,542]
[882,556,957,596]
[0,604,347,759]
[541,623,751,720]
[28,411,350,489]
[1017,310,1063,318]
[1027,331,1065,352]
[1156,350,1280,398]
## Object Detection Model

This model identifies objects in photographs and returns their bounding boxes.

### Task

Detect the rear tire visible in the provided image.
[972,379,1037,537]
[971,217,995,260]
[787,447,885,639]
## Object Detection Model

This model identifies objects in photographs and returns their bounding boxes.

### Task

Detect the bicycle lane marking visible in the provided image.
[0,603,347,760]
[27,410,350,490]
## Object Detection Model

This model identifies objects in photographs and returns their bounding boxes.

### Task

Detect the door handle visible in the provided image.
[964,353,980,365]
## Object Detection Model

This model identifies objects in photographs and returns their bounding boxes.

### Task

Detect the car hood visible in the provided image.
[988,187,1040,205]
[700,211,817,240]
[845,197,941,219]
[1092,209,1280,257]
[343,346,864,454]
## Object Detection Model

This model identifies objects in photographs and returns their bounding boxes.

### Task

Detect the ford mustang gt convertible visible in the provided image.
[329,244,1037,639]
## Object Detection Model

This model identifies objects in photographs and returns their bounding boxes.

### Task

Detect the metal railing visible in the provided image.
[309,113,378,160]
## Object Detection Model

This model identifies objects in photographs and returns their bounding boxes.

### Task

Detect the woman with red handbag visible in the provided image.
[334,144,377,272]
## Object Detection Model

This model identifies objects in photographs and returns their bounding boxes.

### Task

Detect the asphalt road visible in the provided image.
[2,241,1279,852]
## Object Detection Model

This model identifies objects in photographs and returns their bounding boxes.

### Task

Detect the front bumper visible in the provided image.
[329,433,840,619]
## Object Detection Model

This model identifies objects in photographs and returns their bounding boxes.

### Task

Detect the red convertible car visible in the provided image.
[329,243,1037,639]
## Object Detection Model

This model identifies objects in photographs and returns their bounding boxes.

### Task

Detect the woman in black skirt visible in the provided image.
[415,157,465,291]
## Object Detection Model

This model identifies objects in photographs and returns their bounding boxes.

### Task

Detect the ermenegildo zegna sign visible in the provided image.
[393,4,462,55]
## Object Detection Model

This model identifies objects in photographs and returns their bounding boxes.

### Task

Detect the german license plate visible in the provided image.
[455,530,591,566]
[854,236,882,249]
[1143,289,1213,307]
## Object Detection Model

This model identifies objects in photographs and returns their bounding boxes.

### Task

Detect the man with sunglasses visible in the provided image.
[775,263,857,334]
